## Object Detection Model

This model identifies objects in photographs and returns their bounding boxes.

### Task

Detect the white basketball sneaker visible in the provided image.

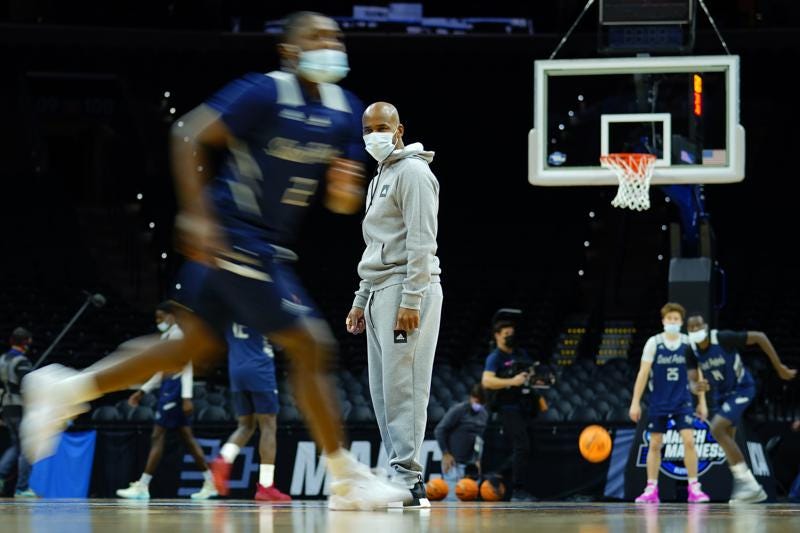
[116,481,150,500]
[190,479,219,500]
[20,364,90,463]
[327,451,411,511]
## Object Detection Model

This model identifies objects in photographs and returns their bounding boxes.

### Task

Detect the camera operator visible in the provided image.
[0,327,35,497]
[481,320,539,502]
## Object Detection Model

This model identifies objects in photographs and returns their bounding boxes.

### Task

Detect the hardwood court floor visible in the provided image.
[1,499,798,532]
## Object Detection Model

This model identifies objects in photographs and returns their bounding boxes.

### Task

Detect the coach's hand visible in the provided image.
[128,390,144,407]
[183,399,194,415]
[346,307,366,334]
[395,307,420,333]
[629,402,642,423]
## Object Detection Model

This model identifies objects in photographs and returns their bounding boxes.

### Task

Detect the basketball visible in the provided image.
[579,424,612,463]
[425,478,449,501]
[480,478,506,501]
[455,478,479,501]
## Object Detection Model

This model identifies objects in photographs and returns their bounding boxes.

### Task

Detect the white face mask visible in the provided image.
[363,131,398,162]
[688,328,708,344]
[663,323,681,334]
[157,322,170,333]
[297,49,350,84]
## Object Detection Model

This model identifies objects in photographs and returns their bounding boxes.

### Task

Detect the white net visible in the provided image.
[600,153,657,211]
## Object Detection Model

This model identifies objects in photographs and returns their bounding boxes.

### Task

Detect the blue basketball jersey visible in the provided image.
[205,71,364,247]
[226,323,277,392]
[157,374,182,403]
[691,329,755,399]
[647,334,693,415]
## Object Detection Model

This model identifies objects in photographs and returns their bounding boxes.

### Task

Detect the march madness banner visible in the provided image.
[624,415,776,502]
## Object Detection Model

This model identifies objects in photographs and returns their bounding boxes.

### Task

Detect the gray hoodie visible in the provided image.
[352,142,441,310]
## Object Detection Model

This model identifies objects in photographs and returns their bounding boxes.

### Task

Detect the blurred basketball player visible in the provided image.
[629,302,710,503]
[687,313,796,503]
[117,302,217,500]
[20,11,410,510]
[209,324,290,501]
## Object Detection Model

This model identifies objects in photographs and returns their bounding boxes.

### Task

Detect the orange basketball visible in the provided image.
[455,478,479,501]
[579,424,612,463]
[425,478,449,501]
[480,479,506,501]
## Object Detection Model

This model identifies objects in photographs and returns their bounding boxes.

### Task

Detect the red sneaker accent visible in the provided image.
[210,457,232,496]
[254,483,292,502]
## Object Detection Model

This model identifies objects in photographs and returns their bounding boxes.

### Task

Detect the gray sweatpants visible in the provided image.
[365,282,443,488]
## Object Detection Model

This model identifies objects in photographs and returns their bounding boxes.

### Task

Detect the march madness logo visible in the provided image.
[636,418,727,479]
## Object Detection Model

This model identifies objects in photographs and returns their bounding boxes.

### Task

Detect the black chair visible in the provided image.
[116,400,134,419]
[198,406,230,423]
[556,401,574,419]
[350,394,369,407]
[92,405,122,422]
[340,400,352,422]
[344,381,364,396]
[192,398,209,414]
[427,404,446,424]
[278,406,302,424]
[351,406,376,423]
[570,406,601,422]
[192,384,207,399]
[127,406,155,422]
[205,393,226,406]
[540,407,563,422]
[593,400,613,419]
[606,405,631,422]
[139,393,157,409]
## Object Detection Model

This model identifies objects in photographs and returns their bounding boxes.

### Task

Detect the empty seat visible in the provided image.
[139,393,157,408]
[606,405,631,422]
[197,406,230,423]
[192,384,207,399]
[116,400,134,419]
[570,406,601,422]
[540,408,563,422]
[350,406,375,423]
[427,404,446,424]
[278,406,302,424]
[205,393,226,406]
[191,398,209,413]
[92,405,122,422]
[127,406,155,422]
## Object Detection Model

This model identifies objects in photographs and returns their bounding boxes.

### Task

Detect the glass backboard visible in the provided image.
[529,55,744,186]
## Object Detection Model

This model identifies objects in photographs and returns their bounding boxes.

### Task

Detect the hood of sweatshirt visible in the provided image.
[382,142,435,165]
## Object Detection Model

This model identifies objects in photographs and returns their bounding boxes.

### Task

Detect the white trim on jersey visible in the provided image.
[267,71,305,107]
[318,82,351,113]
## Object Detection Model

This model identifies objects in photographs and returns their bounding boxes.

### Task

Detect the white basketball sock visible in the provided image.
[220,443,240,464]
[259,464,275,487]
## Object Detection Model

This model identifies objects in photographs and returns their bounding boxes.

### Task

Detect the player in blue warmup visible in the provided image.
[629,302,710,504]
[210,323,290,501]
[116,302,217,500]
[686,313,796,504]
[21,11,411,510]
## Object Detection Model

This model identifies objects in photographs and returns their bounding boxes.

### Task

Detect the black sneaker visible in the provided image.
[510,488,537,502]
[403,481,431,508]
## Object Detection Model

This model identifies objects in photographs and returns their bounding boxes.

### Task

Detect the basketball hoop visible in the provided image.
[600,153,657,211]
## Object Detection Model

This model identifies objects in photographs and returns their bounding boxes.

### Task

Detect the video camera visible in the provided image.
[496,359,556,392]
